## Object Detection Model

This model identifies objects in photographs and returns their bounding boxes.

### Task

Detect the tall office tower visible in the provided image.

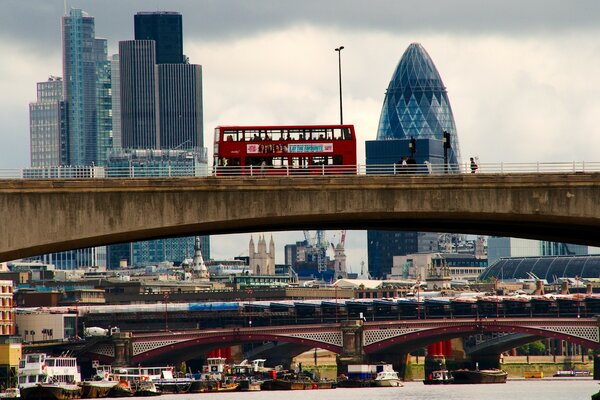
[95,39,113,166]
[110,11,206,267]
[110,54,122,149]
[157,64,203,149]
[367,43,461,278]
[134,12,184,64]
[33,8,110,269]
[377,43,461,163]
[62,8,112,166]
[29,77,68,167]
[119,40,158,148]
[120,11,201,150]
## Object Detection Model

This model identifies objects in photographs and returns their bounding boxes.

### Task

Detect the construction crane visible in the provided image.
[304,230,329,273]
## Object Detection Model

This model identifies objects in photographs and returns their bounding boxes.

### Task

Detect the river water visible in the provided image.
[140,379,598,400]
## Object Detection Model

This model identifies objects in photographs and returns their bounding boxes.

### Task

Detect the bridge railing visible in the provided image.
[2,161,600,179]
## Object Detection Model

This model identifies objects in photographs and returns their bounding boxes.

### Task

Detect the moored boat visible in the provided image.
[423,369,454,385]
[236,378,262,391]
[133,381,160,397]
[80,364,117,398]
[374,370,403,387]
[18,353,82,400]
[106,380,134,398]
[0,388,20,400]
[452,368,508,384]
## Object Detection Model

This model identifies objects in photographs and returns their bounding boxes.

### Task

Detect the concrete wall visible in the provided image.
[1,173,600,261]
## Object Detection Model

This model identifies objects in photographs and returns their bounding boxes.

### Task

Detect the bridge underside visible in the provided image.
[86,318,599,365]
[365,323,600,355]
[2,174,600,261]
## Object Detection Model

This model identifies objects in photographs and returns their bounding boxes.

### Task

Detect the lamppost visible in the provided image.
[247,289,253,328]
[443,131,451,173]
[334,284,338,323]
[163,293,169,331]
[416,279,421,320]
[75,300,80,340]
[335,46,344,124]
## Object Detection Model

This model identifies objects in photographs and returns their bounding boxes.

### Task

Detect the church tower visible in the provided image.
[333,242,347,279]
[249,234,275,275]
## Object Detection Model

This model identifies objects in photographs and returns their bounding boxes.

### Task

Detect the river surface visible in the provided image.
[136,379,598,400]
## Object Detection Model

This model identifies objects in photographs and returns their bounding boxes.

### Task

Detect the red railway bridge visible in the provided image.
[85,317,599,371]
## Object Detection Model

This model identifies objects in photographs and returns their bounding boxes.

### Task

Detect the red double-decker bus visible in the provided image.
[213,124,357,175]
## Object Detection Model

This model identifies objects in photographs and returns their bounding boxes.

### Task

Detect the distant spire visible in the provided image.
[192,236,209,281]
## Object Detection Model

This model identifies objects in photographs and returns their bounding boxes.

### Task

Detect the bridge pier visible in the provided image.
[594,353,600,380]
[336,320,365,374]
[112,332,133,367]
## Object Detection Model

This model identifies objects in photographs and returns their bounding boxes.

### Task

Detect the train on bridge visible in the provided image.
[17,293,600,332]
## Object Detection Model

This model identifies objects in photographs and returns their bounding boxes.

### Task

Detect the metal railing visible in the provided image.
[1,161,599,179]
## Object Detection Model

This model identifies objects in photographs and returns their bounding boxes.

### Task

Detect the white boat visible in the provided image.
[112,365,192,394]
[18,353,82,400]
[374,370,403,387]
[80,364,118,398]
[0,388,20,399]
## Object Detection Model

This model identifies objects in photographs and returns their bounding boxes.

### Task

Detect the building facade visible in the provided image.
[134,12,184,64]
[487,237,588,266]
[119,40,158,149]
[29,77,68,167]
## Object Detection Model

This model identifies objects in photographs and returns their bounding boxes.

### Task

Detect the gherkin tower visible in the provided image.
[377,43,461,164]
[368,43,461,279]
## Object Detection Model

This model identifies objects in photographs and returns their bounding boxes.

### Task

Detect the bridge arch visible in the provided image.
[364,320,600,354]
[131,333,342,364]
[3,174,600,261]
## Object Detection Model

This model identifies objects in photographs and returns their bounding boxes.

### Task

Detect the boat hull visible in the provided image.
[189,380,239,393]
[374,379,402,387]
[261,380,333,390]
[336,379,373,388]
[237,379,262,391]
[451,369,508,384]
[80,381,117,398]
[21,384,82,400]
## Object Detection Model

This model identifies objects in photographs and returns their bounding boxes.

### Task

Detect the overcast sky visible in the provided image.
[2,1,599,270]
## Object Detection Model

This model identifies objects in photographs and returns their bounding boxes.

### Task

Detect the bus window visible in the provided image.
[272,157,289,167]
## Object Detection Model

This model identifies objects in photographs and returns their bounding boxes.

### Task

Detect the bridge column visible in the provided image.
[594,353,600,380]
[112,332,133,367]
[336,320,365,374]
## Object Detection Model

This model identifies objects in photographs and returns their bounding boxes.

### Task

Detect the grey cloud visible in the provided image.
[2,0,600,56]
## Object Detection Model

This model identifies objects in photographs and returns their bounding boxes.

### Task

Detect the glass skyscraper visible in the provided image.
[29,77,68,167]
[377,43,461,164]
[62,8,112,166]
[134,12,184,64]
[367,43,461,278]
[119,12,203,150]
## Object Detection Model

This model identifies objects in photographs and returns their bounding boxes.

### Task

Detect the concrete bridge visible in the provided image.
[2,173,600,261]
[85,317,600,368]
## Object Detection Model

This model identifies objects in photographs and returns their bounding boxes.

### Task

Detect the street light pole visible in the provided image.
[164,293,169,331]
[335,46,344,125]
